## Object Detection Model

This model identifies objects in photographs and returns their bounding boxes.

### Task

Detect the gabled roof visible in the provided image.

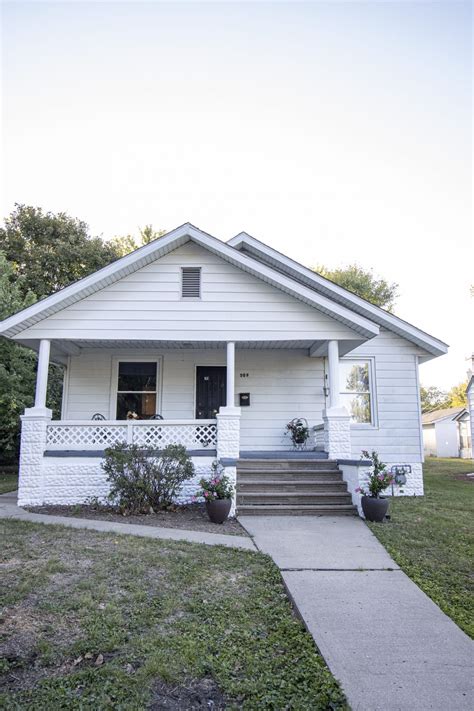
[0,223,379,341]
[421,407,467,425]
[228,232,448,360]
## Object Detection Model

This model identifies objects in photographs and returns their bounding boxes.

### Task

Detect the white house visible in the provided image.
[422,407,472,459]
[0,223,448,515]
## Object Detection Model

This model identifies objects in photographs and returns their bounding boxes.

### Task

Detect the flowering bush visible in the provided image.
[196,462,234,502]
[356,449,393,498]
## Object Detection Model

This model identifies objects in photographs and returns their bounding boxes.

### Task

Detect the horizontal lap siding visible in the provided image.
[348,330,424,463]
[65,349,325,450]
[18,243,358,342]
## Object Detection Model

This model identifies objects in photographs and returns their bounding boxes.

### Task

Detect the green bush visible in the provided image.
[102,443,194,514]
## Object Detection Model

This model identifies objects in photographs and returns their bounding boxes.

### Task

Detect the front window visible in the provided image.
[116,361,157,419]
[340,360,373,424]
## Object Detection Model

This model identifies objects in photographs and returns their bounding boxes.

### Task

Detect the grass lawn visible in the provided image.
[0,520,347,710]
[0,468,18,494]
[368,457,473,638]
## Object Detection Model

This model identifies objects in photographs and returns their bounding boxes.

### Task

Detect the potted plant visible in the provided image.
[285,418,310,449]
[356,450,394,522]
[196,463,234,524]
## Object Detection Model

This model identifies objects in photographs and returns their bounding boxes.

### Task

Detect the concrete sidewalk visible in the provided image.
[0,492,256,551]
[240,515,473,711]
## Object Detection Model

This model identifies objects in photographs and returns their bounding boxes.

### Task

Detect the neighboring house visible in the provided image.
[0,223,448,515]
[422,407,472,459]
[466,354,474,461]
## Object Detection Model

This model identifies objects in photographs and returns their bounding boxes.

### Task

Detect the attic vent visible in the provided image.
[181,267,201,298]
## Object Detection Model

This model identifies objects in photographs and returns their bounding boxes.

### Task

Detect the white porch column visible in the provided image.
[35,339,51,409]
[216,341,241,515]
[226,341,235,407]
[327,340,340,409]
[18,339,53,506]
[323,339,351,459]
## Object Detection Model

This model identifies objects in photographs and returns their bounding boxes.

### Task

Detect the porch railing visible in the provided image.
[45,419,218,451]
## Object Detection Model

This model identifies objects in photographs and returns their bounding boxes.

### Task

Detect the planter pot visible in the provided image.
[361,496,389,522]
[206,498,232,524]
[292,438,308,450]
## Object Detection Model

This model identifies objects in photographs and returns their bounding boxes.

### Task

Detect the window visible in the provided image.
[116,361,158,419]
[181,267,201,298]
[340,359,374,424]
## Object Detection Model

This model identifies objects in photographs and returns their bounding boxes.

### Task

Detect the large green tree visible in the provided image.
[0,204,120,299]
[314,263,399,311]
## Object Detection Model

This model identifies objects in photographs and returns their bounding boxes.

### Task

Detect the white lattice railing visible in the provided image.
[45,420,218,451]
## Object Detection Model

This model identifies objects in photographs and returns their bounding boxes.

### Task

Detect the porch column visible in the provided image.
[226,341,235,407]
[323,339,351,459]
[18,339,53,506]
[35,339,51,409]
[217,341,241,515]
[327,340,340,409]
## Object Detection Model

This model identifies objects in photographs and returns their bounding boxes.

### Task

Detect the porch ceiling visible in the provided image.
[15,337,368,365]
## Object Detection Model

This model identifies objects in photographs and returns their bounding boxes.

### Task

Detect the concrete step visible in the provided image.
[237,479,347,492]
[237,504,358,516]
[237,459,339,472]
[236,469,343,481]
[237,492,353,506]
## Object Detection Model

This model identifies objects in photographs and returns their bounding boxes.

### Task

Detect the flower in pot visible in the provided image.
[196,463,234,524]
[356,450,394,522]
[285,418,310,449]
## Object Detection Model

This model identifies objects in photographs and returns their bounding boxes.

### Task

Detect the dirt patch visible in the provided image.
[26,503,248,537]
[149,677,227,710]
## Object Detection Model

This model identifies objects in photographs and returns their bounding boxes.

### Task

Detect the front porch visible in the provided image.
[18,338,370,510]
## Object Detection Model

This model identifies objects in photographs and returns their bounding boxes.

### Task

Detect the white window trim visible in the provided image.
[109,356,163,420]
[340,356,378,429]
[180,265,202,300]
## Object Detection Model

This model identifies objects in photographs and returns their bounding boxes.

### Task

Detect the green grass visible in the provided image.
[0,469,18,494]
[0,520,347,710]
[368,457,473,638]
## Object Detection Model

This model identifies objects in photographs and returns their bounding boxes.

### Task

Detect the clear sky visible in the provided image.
[1,0,472,389]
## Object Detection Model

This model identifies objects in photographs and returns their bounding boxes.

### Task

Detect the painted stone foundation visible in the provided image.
[31,456,215,507]
[339,460,424,517]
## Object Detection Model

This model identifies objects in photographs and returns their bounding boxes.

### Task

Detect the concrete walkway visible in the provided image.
[0,492,256,551]
[240,515,473,711]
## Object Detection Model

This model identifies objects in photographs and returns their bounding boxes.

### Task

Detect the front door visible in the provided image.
[195,366,227,419]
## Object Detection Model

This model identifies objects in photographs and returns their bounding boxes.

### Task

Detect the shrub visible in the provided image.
[102,443,194,514]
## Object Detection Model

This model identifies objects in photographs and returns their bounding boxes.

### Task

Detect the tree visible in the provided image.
[446,381,468,408]
[0,204,120,299]
[0,254,35,459]
[420,385,449,413]
[314,263,399,311]
[108,224,165,257]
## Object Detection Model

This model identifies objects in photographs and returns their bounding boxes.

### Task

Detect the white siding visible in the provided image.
[18,243,360,342]
[346,329,425,464]
[64,348,326,451]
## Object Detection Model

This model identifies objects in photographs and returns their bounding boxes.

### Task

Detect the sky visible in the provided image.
[1,0,472,389]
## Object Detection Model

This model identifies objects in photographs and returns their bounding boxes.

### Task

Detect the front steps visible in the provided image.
[236,458,357,516]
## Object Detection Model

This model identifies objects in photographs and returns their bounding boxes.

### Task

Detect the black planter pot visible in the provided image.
[361,496,389,522]
[206,498,232,524]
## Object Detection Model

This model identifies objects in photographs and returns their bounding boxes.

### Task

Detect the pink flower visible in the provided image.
[203,491,209,497]
[355,487,361,493]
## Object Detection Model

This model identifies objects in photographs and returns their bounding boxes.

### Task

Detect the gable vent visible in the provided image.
[181,267,201,298]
